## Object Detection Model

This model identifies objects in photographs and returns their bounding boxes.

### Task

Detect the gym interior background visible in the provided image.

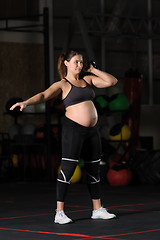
[0,0,160,184]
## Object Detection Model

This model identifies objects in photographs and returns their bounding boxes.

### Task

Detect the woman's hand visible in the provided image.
[86,64,94,73]
[10,101,27,112]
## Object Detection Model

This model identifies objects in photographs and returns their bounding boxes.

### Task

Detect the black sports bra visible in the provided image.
[63,78,95,108]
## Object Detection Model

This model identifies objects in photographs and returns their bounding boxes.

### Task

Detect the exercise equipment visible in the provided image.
[107,168,132,186]
[23,105,35,113]
[109,93,130,112]
[35,103,46,112]
[6,97,23,116]
[58,165,82,184]
[109,123,131,141]
[8,124,21,140]
[50,98,64,115]
[21,123,36,135]
[35,124,46,139]
[108,154,122,167]
[129,150,160,184]
[36,124,59,139]
[83,60,98,71]
[12,154,18,168]
[123,75,143,151]
[94,95,109,114]
[70,165,82,183]
[79,159,84,168]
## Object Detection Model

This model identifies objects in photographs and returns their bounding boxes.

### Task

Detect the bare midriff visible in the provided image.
[65,100,98,127]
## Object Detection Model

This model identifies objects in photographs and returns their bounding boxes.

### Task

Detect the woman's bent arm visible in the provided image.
[84,66,118,88]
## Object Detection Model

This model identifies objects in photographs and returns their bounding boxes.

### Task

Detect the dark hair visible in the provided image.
[58,50,82,79]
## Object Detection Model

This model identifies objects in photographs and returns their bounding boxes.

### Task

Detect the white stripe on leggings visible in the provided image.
[62,158,79,162]
[87,173,100,184]
[57,179,70,184]
[85,159,101,164]
[60,170,66,182]
[88,179,100,184]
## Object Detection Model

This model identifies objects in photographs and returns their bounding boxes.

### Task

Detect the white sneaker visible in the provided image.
[91,207,116,220]
[54,210,72,224]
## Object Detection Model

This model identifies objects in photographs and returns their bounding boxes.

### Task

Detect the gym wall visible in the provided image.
[0,42,45,132]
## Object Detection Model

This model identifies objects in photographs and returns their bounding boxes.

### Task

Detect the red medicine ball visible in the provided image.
[107,168,132,187]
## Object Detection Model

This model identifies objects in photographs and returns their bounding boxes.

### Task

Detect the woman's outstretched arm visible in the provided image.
[10,81,62,111]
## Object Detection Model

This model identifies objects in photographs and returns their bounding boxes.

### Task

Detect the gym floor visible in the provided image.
[0,182,160,240]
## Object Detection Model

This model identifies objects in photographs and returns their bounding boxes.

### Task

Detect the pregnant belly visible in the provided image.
[65,101,98,127]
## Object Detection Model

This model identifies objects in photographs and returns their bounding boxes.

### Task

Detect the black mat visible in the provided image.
[0,182,160,240]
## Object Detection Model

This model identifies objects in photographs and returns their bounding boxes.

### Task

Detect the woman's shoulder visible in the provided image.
[58,78,71,90]
[49,79,66,90]
[83,74,93,85]
[60,78,68,85]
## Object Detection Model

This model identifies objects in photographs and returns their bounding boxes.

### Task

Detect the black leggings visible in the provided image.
[57,116,102,202]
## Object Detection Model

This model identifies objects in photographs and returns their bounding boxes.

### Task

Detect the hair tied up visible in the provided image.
[61,52,67,62]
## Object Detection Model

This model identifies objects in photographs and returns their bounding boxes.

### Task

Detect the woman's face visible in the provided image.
[65,54,83,74]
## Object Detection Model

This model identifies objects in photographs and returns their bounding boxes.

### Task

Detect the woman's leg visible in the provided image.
[56,118,83,215]
[92,199,101,210]
[55,124,81,224]
[56,158,78,204]
[57,201,64,211]
[83,126,102,201]
[83,127,116,219]
[55,158,78,224]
